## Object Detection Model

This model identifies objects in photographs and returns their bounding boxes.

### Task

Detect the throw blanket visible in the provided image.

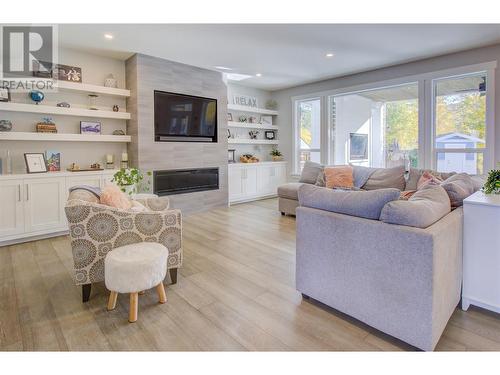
[352,165,377,189]
[69,185,102,198]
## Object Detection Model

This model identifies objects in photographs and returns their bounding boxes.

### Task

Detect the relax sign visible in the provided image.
[232,94,258,108]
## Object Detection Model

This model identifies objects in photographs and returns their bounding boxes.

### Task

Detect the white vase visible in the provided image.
[104,74,118,88]
[122,184,136,196]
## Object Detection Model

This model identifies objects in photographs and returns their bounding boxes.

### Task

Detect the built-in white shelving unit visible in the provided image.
[56,81,130,97]
[228,139,279,145]
[227,121,279,130]
[227,104,278,116]
[0,102,130,120]
[0,132,131,143]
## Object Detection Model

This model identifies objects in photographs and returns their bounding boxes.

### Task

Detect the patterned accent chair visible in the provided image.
[65,194,182,302]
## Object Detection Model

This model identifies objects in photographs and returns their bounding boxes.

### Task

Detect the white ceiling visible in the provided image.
[58,24,500,91]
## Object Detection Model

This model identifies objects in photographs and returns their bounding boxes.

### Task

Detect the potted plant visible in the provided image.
[112,168,151,196]
[482,169,500,194]
[270,148,283,161]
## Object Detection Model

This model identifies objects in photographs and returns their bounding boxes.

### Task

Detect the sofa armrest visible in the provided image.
[65,199,182,285]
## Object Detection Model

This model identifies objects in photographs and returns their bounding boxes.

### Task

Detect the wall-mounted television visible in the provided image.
[154,90,217,142]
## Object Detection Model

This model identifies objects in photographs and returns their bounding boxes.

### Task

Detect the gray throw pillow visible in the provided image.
[362,165,406,191]
[298,184,400,220]
[380,184,451,228]
[299,161,323,184]
[440,173,475,208]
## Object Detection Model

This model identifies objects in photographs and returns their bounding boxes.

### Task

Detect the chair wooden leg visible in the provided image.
[82,284,91,303]
[107,291,118,311]
[169,268,178,284]
[156,283,167,304]
[129,293,138,323]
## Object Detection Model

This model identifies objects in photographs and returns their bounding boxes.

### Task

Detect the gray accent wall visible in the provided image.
[126,54,228,214]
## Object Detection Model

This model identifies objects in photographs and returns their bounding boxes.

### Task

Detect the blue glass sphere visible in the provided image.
[29,90,45,105]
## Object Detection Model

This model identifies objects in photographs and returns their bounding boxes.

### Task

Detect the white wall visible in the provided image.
[0,48,127,174]
[272,42,500,178]
[227,83,276,162]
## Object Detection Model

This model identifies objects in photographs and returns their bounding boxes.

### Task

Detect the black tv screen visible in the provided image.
[154,91,217,142]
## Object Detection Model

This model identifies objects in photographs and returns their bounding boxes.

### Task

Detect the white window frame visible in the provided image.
[291,61,496,175]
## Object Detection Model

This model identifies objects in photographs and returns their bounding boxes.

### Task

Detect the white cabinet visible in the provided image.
[0,180,24,237]
[462,191,500,314]
[0,170,117,245]
[24,177,67,233]
[228,162,287,204]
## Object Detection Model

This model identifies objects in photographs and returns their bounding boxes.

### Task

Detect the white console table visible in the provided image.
[462,190,500,313]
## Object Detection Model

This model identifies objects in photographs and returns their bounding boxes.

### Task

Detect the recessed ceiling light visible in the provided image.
[104,34,114,40]
[214,66,232,71]
[256,73,262,77]
[326,53,334,58]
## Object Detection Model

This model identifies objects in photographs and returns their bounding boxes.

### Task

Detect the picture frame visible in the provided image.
[0,87,10,102]
[260,115,273,125]
[54,64,82,83]
[228,149,236,163]
[265,130,276,140]
[24,153,48,174]
[46,150,61,172]
[227,113,233,122]
[349,133,369,161]
[80,121,102,135]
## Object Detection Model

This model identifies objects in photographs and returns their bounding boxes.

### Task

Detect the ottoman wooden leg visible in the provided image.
[129,293,139,323]
[156,283,167,304]
[107,291,118,311]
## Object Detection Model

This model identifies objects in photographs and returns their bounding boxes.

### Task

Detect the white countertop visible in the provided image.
[228,161,287,167]
[464,190,500,207]
[0,169,117,181]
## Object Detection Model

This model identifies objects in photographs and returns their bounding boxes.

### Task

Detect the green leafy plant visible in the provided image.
[482,169,500,194]
[112,168,152,195]
[270,148,282,157]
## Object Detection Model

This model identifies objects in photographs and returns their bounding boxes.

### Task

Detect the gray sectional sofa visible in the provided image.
[284,162,482,351]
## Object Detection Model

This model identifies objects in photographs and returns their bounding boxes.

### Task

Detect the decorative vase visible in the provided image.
[0,120,12,132]
[122,184,136,196]
[113,105,119,112]
[29,90,45,105]
[88,94,98,110]
[104,74,118,88]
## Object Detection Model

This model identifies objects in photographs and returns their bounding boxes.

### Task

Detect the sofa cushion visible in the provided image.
[362,165,406,191]
[298,184,400,220]
[277,182,303,200]
[299,161,323,184]
[417,171,443,190]
[324,165,354,189]
[380,184,451,228]
[351,165,378,188]
[440,173,475,208]
[406,168,456,191]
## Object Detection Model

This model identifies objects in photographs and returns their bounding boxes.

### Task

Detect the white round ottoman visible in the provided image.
[105,242,169,323]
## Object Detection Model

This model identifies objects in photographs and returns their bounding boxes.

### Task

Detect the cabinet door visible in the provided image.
[101,172,116,187]
[24,177,66,233]
[0,180,24,237]
[243,166,258,196]
[257,165,273,195]
[66,175,102,198]
[272,164,287,189]
[228,167,244,201]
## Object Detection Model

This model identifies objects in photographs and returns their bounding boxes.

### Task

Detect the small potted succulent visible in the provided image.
[112,168,151,196]
[270,148,283,161]
[482,169,500,194]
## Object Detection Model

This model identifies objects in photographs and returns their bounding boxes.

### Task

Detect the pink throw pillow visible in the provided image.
[417,171,443,190]
[100,185,132,210]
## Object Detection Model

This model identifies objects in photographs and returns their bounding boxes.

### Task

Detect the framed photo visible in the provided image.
[24,153,48,173]
[46,150,61,172]
[228,149,236,163]
[227,113,233,122]
[0,87,10,102]
[265,131,275,140]
[260,115,273,125]
[54,64,82,83]
[349,133,369,161]
[80,121,101,135]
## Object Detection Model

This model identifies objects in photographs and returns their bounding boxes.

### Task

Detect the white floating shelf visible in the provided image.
[57,81,130,97]
[228,139,279,145]
[227,121,279,130]
[0,132,131,143]
[0,102,131,120]
[228,104,278,115]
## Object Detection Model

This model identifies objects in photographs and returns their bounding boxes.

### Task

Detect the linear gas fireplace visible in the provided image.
[153,168,219,196]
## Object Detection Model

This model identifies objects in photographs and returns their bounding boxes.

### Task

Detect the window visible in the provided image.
[331,83,419,168]
[295,98,321,173]
[433,73,487,175]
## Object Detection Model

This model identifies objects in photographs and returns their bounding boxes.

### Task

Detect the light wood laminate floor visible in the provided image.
[1,198,500,351]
